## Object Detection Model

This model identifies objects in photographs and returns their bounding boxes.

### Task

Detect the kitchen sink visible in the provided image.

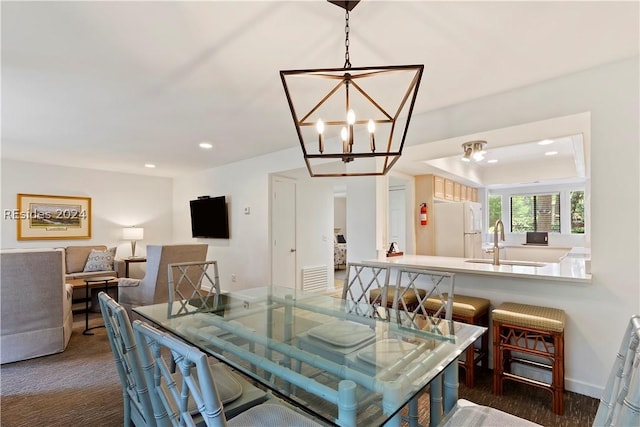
[465,259,546,267]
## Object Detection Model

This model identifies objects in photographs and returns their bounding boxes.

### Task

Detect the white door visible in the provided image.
[271,176,296,288]
[388,188,407,253]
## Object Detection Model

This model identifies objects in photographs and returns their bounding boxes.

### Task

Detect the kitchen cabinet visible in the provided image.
[429,174,478,202]
[444,179,454,201]
[433,176,445,199]
[454,182,461,201]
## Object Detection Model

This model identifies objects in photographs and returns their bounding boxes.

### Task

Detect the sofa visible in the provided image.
[1,248,73,364]
[63,245,125,301]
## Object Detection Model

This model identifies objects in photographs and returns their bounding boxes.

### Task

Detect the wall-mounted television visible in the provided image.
[189,196,230,239]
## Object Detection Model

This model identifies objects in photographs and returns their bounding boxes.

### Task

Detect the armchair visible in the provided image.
[118,244,208,317]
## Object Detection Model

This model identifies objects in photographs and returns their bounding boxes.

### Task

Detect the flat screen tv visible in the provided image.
[189,196,230,239]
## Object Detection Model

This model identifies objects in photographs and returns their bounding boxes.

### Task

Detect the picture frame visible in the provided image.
[16,193,91,240]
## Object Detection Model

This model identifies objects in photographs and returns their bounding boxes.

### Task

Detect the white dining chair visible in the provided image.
[593,314,640,427]
[99,292,267,425]
[99,291,155,427]
[133,319,322,427]
[296,262,391,365]
[350,267,456,427]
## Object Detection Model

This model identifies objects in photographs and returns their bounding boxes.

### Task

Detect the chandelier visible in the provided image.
[280,1,423,177]
[461,140,487,162]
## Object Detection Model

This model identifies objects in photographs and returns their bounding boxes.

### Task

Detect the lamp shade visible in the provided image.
[122,227,144,240]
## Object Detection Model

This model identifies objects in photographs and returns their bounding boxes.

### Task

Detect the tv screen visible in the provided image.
[189,196,230,239]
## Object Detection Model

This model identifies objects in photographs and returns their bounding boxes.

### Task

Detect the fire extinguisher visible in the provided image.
[420,203,428,226]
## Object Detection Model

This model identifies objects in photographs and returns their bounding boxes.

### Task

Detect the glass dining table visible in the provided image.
[133,286,486,427]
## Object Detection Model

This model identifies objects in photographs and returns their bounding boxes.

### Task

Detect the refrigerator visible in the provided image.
[434,201,483,258]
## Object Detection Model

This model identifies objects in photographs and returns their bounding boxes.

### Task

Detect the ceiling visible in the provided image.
[2,1,638,178]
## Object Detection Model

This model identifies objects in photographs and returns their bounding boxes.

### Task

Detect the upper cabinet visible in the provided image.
[431,175,477,202]
[434,176,445,199]
[444,179,454,201]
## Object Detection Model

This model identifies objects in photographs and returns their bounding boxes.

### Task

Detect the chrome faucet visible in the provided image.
[486,219,505,265]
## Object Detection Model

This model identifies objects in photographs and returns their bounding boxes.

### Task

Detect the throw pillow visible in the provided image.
[83,247,116,272]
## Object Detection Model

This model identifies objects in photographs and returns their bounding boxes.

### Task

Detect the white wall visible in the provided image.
[1,160,173,269]
[172,147,311,289]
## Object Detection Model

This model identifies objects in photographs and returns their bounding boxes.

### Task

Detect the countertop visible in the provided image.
[365,253,591,284]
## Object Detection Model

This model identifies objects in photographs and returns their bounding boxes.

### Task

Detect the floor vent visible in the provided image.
[302,265,328,292]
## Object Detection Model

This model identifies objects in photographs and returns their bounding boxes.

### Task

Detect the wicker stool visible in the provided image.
[369,287,426,311]
[424,294,490,388]
[492,302,566,415]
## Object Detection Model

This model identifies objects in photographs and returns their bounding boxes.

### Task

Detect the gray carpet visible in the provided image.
[1,312,598,426]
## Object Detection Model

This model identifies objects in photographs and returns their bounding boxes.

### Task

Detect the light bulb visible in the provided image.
[316,119,324,134]
[341,127,348,141]
[367,119,375,133]
[347,109,356,125]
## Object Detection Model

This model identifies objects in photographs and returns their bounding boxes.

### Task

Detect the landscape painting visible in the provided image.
[16,194,91,240]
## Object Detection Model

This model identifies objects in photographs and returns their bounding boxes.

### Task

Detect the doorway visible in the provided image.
[271,175,296,288]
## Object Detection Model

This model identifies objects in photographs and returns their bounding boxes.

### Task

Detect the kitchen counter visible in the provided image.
[365,253,591,284]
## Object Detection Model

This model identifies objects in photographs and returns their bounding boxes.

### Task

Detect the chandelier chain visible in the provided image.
[344,9,351,69]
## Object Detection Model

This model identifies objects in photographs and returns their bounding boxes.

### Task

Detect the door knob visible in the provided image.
[290,249,296,253]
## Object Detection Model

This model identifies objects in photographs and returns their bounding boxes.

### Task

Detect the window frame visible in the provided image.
[488,183,586,236]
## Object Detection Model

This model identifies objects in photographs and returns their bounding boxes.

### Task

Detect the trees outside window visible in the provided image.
[570,191,585,234]
[510,193,560,233]
[488,195,502,232]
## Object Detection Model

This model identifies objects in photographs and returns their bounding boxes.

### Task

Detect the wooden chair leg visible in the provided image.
[492,321,503,395]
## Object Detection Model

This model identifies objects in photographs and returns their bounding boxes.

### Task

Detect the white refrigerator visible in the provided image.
[434,201,483,258]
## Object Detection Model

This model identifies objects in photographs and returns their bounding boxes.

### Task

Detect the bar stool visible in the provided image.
[424,294,490,388]
[492,302,566,415]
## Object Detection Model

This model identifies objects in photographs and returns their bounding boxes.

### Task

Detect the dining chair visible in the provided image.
[99,292,267,425]
[296,262,391,365]
[592,314,640,427]
[167,260,222,317]
[132,319,322,427]
[351,267,455,427]
[393,267,455,326]
[167,260,257,374]
[438,399,541,426]
[99,291,155,427]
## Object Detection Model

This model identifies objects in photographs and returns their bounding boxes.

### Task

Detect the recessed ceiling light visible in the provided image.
[538,139,554,145]
[199,142,213,149]
[545,151,558,156]
[487,159,498,163]
[144,163,156,168]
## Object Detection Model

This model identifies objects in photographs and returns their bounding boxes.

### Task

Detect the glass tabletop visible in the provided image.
[134,286,486,426]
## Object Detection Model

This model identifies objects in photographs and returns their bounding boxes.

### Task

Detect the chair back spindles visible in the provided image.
[133,320,228,427]
[341,262,391,319]
[392,268,455,327]
[168,260,221,318]
[98,292,155,427]
[594,315,640,427]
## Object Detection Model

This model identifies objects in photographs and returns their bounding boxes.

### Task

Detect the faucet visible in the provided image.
[486,219,505,265]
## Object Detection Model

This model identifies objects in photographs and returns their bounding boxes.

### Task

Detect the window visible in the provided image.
[570,190,585,234]
[510,193,560,233]
[488,194,502,232]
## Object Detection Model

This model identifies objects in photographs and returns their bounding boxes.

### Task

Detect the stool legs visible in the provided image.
[457,311,489,388]
[493,320,565,415]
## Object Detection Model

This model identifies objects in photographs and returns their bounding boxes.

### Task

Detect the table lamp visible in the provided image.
[122,226,144,258]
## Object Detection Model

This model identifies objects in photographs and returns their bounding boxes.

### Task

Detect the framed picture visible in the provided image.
[16,194,91,240]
